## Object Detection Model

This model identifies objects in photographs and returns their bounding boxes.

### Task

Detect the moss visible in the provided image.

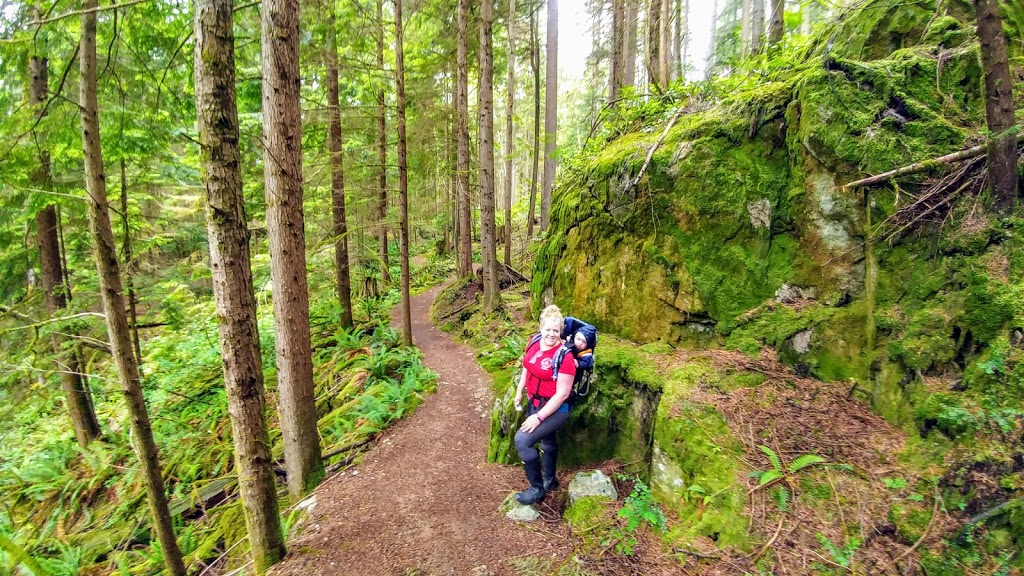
[887,499,933,544]
[652,362,751,551]
[563,495,616,550]
[912,392,980,439]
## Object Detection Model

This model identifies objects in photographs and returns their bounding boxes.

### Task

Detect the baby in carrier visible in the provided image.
[561,316,597,402]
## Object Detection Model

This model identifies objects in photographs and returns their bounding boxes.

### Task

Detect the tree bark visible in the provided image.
[750,0,763,55]
[326,6,353,329]
[30,25,101,449]
[80,2,185,572]
[479,0,499,311]
[503,0,516,266]
[261,0,324,500]
[527,5,540,238]
[647,0,662,89]
[456,0,473,275]
[120,159,142,366]
[768,0,783,46]
[194,0,286,569]
[610,0,625,100]
[680,0,689,77]
[540,0,558,232]
[624,0,638,87]
[975,0,1018,214]
[395,0,413,345]
[658,0,670,87]
[376,0,391,284]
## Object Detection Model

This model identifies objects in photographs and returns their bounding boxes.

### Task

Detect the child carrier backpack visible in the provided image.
[525,318,597,407]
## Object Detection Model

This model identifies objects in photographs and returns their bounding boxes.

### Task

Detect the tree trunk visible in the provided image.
[610,0,625,100]
[540,0,558,232]
[975,0,1018,214]
[527,5,541,238]
[120,159,142,366]
[456,0,473,274]
[326,6,353,329]
[768,0,783,46]
[479,0,499,311]
[680,0,689,76]
[659,0,670,86]
[624,0,638,87]
[30,26,101,449]
[672,0,683,80]
[750,0,763,55]
[194,0,286,569]
[395,0,413,345]
[37,207,102,447]
[741,0,751,54]
[503,0,516,266]
[376,0,391,284]
[647,0,662,89]
[80,2,185,573]
[261,0,324,500]
[705,0,719,79]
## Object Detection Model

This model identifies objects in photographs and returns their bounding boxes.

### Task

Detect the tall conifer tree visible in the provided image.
[194,0,286,569]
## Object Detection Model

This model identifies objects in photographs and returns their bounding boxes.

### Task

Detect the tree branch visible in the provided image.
[28,0,151,26]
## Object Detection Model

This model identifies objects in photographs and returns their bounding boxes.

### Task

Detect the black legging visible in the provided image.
[513,401,570,462]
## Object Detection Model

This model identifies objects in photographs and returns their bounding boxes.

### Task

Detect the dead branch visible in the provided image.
[746,514,785,562]
[321,435,376,460]
[628,106,686,192]
[841,143,987,190]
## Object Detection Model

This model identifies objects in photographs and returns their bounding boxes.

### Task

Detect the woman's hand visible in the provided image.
[519,413,542,433]
[513,390,523,411]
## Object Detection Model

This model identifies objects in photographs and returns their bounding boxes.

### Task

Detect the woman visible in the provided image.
[512,305,576,504]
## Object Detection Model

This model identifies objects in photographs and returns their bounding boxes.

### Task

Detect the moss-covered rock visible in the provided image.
[650,361,751,551]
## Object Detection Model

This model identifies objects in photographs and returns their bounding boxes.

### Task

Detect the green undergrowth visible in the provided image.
[0,255,440,575]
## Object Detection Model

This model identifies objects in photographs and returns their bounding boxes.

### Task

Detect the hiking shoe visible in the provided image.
[515,486,546,505]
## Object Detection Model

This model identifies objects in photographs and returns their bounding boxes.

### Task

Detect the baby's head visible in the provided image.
[573,331,588,350]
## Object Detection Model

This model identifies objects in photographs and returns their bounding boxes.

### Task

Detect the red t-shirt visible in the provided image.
[523,338,577,401]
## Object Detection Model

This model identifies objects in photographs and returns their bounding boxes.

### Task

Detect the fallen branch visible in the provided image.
[841,144,987,190]
[672,546,722,560]
[321,435,375,461]
[628,105,686,192]
[843,127,1022,190]
[746,514,785,562]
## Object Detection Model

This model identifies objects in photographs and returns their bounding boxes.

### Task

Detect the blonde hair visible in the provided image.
[539,305,564,328]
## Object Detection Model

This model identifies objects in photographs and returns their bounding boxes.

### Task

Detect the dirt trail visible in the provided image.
[270,284,573,576]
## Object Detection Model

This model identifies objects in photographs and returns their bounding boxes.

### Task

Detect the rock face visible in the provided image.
[567,471,618,505]
[528,0,1018,429]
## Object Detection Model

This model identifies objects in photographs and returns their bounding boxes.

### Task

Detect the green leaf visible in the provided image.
[775,486,790,512]
[788,454,825,473]
[758,469,783,487]
[882,477,907,489]
[759,444,782,472]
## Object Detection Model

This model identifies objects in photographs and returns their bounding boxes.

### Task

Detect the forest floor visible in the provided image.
[269,283,643,576]
[265,281,949,576]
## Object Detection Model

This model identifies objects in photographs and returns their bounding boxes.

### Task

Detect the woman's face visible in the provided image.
[540,318,562,346]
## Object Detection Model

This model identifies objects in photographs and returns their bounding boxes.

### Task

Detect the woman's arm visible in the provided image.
[513,367,528,410]
[533,371,572,421]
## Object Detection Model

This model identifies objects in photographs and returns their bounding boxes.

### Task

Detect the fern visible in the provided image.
[788,454,826,473]
[759,445,782,472]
